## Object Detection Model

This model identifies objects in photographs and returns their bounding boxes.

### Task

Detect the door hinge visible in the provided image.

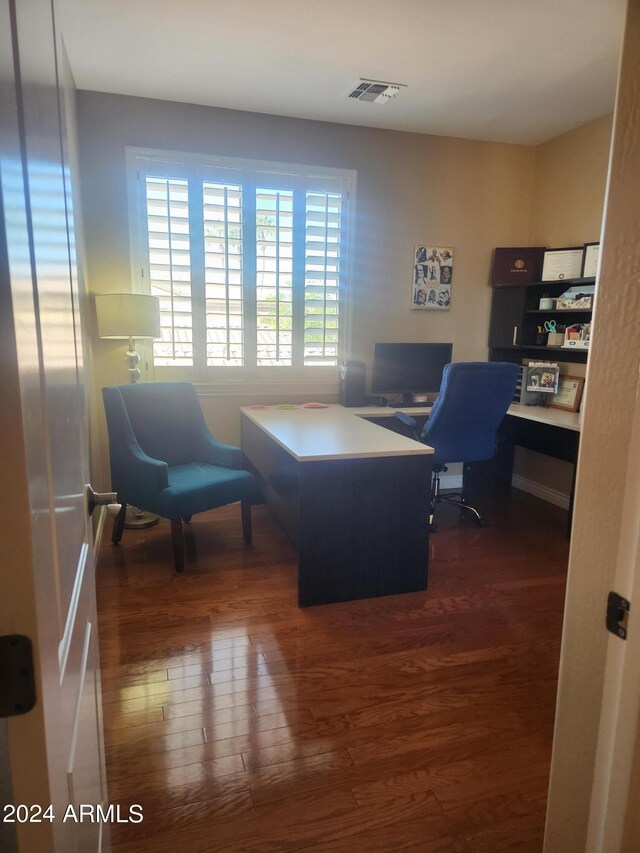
[606,592,630,640]
[0,635,36,717]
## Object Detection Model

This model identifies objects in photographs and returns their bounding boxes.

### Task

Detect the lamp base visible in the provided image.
[125,506,160,529]
[125,345,141,383]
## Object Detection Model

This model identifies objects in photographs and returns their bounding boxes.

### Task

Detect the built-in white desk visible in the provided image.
[501,403,581,533]
[507,403,581,432]
[240,404,433,606]
[358,402,582,529]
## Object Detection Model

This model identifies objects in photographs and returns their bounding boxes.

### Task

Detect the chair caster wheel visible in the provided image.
[477,519,487,527]
[429,522,438,533]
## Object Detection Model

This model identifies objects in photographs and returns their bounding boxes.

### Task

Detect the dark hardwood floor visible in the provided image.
[97,488,568,852]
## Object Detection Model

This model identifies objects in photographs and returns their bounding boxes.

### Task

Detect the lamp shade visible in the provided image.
[95,293,161,340]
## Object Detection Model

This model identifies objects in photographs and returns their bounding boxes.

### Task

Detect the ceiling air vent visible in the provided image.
[347,79,406,104]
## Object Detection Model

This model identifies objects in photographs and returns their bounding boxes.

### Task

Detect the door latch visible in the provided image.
[0,635,36,717]
[85,484,121,517]
[606,592,630,640]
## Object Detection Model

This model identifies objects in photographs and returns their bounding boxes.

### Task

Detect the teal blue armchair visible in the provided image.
[102,382,256,572]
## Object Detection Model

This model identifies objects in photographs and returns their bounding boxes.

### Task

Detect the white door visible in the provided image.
[542,2,640,849]
[0,1,108,851]
[585,385,640,853]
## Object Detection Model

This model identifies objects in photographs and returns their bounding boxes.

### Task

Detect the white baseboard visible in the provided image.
[439,473,464,490]
[511,474,570,510]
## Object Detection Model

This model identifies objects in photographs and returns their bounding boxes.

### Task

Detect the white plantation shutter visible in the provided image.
[145,176,193,366]
[304,191,342,366]
[203,182,244,366]
[256,188,294,366]
[135,154,351,373]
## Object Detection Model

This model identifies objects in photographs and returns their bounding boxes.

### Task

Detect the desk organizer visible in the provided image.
[562,323,590,349]
[547,332,565,347]
[557,296,593,310]
[556,284,594,310]
[562,338,589,350]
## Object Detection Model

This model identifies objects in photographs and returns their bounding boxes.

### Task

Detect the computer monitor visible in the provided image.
[371,342,453,405]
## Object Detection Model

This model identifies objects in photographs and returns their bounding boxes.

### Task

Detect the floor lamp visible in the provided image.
[95,292,161,530]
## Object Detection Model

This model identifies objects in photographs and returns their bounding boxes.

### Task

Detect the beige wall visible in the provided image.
[511,114,613,497]
[77,91,535,488]
[532,114,613,247]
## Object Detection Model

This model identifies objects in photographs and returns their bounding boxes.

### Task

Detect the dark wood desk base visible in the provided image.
[241,415,432,607]
[496,414,580,533]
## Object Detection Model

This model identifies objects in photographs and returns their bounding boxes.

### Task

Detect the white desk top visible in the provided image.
[355,402,581,432]
[241,401,580,463]
[241,404,434,462]
[507,403,581,432]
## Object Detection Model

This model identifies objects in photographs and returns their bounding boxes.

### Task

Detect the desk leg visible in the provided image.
[495,418,517,491]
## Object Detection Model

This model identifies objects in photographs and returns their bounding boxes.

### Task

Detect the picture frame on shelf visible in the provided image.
[549,375,585,412]
[541,247,584,281]
[581,242,600,278]
[525,362,560,394]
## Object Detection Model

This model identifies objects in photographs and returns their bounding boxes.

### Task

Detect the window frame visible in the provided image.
[126,147,356,389]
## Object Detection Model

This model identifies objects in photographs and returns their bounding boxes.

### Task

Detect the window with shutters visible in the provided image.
[129,150,353,378]
[145,176,193,366]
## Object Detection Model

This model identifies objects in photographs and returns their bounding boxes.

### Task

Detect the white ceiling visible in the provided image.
[58,0,626,145]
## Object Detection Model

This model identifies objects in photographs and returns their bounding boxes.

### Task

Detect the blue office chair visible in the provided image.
[395,362,519,531]
[102,382,256,572]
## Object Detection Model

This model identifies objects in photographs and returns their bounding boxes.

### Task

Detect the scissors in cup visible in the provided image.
[543,320,557,334]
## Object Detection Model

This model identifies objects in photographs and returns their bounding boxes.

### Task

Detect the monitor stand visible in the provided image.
[389,392,430,409]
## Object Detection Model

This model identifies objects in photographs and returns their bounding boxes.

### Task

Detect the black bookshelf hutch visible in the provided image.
[488,276,594,366]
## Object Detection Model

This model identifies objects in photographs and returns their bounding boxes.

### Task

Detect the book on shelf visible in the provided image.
[492,247,545,286]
